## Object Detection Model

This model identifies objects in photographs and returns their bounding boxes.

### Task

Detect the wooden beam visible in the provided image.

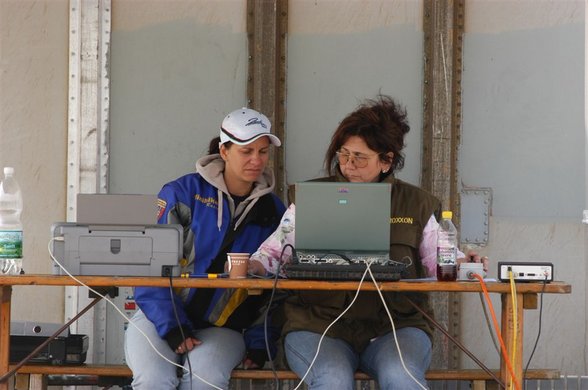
[247,0,288,201]
[422,0,466,371]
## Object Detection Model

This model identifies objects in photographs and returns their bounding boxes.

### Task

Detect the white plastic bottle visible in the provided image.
[0,167,23,275]
[436,210,457,281]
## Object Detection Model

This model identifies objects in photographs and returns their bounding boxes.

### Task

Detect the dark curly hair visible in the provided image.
[325,94,410,178]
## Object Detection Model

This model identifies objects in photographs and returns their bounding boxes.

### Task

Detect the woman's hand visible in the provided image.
[248,259,267,276]
[175,336,202,354]
[457,249,489,273]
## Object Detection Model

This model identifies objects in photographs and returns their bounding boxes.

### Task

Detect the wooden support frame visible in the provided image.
[246,0,288,201]
[422,0,466,370]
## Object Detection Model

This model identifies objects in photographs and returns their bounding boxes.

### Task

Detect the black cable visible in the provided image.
[479,292,501,354]
[522,277,547,390]
[168,274,193,388]
[318,252,353,263]
[263,243,294,389]
[404,295,506,388]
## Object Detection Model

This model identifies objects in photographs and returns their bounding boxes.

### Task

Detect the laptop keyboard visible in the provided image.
[283,262,406,281]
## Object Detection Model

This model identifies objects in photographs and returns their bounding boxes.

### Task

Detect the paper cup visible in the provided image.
[227,253,250,279]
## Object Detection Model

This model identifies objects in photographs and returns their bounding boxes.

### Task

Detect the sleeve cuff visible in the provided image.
[164,326,194,351]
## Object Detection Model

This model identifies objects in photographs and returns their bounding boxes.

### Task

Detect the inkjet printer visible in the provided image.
[50,194,182,277]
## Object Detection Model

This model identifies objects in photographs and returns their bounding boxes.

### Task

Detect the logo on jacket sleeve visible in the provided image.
[157,199,167,221]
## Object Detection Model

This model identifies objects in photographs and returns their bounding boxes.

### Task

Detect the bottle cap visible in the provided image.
[3,167,14,175]
[583,210,588,224]
[442,210,453,219]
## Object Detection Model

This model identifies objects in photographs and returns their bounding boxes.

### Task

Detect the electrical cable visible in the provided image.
[403,295,505,387]
[168,273,194,389]
[479,292,501,354]
[292,261,370,390]
[261,243,292,389]
[472,273,521,390]
[366,262,428,390]
[522,276,547,390]
[509,271,519,390]
[48,237,223,390]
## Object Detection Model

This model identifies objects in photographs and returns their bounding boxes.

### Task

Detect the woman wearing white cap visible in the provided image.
[125,108,286,389]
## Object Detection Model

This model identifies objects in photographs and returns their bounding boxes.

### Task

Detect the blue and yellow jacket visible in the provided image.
[134,154,285,355]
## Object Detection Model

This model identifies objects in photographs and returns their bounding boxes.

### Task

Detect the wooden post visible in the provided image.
[247,0,288,201]
[422,0,466,370]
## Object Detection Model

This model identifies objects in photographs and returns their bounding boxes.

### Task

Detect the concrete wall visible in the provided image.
[109,1,250,195]
[0,0,68,323]
[458,1,585,375]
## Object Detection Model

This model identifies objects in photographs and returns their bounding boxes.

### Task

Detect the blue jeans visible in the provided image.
[284,328,431,390]
[124,310,245,390]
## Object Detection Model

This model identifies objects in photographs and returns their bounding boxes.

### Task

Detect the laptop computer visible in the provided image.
[284,182,406,281]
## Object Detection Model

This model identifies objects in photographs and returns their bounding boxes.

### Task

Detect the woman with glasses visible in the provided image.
[251,95,488,390]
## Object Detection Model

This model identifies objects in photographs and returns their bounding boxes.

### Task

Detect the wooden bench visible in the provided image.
[11,364,561,390]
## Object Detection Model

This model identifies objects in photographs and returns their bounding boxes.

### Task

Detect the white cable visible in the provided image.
[48,237,224,390]
[366,264,428,390]
[292,264,370,390]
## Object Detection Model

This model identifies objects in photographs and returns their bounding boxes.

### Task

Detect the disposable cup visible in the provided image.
[227,253,249,279]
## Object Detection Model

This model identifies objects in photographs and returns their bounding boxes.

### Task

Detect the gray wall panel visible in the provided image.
[461,24,584,218]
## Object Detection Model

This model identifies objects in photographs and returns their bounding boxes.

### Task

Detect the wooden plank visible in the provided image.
[13,365,560,381]
[0,275,572,294]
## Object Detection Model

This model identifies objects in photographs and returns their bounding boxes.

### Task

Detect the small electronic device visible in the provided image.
[497,261,553,283]
[458,262,485,281]
[10,321,88,364]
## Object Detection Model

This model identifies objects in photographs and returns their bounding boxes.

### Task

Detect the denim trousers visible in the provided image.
[284,327,432,390]
[124,310,245,390]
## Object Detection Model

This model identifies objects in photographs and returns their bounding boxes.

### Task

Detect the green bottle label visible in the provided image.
[0,230,23,258]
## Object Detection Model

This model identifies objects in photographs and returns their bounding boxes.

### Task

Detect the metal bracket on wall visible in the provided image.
[460,186,492,246]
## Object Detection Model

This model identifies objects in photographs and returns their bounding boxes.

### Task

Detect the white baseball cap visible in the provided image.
[220,107,281,147]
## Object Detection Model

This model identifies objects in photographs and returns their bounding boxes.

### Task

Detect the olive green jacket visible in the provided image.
[282,173,441,352]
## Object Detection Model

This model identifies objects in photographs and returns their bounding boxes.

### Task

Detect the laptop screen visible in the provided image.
[294,182,391,253]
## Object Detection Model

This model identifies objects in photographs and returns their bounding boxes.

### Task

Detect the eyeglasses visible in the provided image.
[335,150,379,168]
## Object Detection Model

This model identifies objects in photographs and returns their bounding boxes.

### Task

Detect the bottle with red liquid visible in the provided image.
[436,210,457,281]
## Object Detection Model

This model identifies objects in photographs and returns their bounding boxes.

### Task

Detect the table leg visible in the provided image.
[0,285,13,390]
[501,292,524,390]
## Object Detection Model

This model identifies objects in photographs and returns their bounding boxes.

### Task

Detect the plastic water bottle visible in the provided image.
[436,210,457,281]
[0,167,23,275]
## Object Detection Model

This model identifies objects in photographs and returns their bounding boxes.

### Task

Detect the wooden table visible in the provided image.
[0,275,571,390]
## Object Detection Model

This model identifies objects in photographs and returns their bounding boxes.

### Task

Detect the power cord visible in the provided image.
[366,262,428,390]
[479,292,501,354]
[509,271,519,390]
[291,261,370,390]
[48,237,223,390]
[472,273,521,390]
[522,276,547,390]
[168,274,194,389]
[261,243,293,389]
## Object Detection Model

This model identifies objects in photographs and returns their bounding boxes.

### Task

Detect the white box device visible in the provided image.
[497,261,553,283]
